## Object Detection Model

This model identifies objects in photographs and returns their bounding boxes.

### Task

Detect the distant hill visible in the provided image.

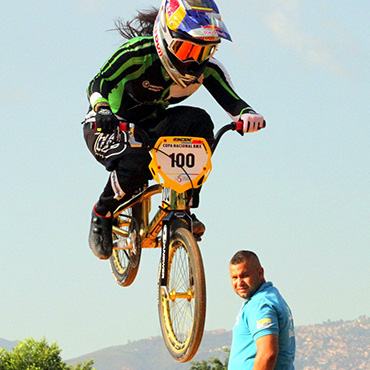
[66,329,230,370]
[66,316,370,370]
[295,316,370,369]
[0,338,18,351]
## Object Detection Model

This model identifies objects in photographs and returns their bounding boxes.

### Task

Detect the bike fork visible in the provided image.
[159,210,192,288]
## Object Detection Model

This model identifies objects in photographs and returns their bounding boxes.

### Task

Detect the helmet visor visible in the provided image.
[168,39,218,64]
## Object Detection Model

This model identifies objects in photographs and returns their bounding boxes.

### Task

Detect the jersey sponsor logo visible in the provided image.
[288,308,295,337]
[142,80,164,92]
[257,318,272,330]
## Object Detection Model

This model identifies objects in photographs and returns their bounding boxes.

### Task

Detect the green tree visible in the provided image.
[0,338,94,370]
[189,347,229,370]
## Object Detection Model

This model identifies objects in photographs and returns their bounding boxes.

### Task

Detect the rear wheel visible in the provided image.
[110,207,141,287]
[158,227,206,362]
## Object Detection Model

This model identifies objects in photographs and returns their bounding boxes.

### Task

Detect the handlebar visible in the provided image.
[211,121,243,152]
[114,121,243,153]
[94,120,243,153]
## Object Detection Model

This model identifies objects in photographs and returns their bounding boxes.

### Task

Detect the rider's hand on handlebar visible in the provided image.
[240,110,266,133]
[95,105,119,133]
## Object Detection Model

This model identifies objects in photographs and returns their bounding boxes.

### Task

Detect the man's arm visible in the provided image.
[253,334,278,370]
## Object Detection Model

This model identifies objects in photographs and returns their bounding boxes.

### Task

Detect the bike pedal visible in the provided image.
[194,234,202,242]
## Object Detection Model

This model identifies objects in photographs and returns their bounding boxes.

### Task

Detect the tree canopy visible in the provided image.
[0,338,94,370]
[189,347,229,370]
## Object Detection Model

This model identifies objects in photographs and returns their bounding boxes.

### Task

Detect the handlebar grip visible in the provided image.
[234,119,266,132]
[119,122,128,131]
[93,121,128,132]
[235,121,243,131]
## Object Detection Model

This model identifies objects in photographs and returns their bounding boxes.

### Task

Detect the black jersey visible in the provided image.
[87,36,251,124]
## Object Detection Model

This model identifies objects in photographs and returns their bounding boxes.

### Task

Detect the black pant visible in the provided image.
[83,106,214,215]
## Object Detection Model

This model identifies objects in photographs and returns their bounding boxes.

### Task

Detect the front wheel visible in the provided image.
[158,227,206,362]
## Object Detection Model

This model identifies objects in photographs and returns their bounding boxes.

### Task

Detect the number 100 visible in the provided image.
[169,153,195,168]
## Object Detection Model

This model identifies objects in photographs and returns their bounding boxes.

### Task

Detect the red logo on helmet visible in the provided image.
[166,0,181,18]
[154,26,163,57]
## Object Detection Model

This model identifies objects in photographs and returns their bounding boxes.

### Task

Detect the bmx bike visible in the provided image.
[107,120,243,362]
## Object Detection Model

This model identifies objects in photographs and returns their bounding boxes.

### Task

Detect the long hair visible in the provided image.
[115,8,159,40]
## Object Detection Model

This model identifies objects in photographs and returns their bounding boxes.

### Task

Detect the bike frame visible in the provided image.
[111,121,243,285]
[107,120,245,361]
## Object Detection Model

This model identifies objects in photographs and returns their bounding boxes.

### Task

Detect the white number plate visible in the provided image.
[149,137,212,193]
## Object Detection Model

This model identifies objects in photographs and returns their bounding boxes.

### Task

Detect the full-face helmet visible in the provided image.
[153,0,231,87]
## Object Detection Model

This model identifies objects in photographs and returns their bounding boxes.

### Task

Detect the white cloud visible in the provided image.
[259,1,346,75]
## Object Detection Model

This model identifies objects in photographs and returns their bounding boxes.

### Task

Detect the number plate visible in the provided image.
[149,137,212,193]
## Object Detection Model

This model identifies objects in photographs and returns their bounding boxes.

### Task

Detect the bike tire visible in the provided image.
[158,227,206,362]
[109,208,141,287]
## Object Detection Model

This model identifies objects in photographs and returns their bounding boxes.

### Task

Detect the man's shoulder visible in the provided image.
[247,283,279,307]
[255,282,276,296]
[252,282,292,317]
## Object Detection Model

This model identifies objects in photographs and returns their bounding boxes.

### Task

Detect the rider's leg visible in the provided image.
[89,159,151,259]
[83,118,152,258]
[150,106,214,139]
[185,189,205,236]
[151,106,214,236]
[95,148,152,216]
[88,205,113,260]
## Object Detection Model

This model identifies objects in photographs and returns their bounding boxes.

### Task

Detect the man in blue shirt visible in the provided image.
[228,250,295,369]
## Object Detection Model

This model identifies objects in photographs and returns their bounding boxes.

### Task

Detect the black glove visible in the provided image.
[95,106,119,133]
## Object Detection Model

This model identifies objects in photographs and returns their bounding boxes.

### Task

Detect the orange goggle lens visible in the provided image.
[168,39,218,64]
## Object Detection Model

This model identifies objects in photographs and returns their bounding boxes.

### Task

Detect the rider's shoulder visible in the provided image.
[204,57,230,76]
[118,36,155,54]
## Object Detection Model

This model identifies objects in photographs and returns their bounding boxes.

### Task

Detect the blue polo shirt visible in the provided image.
[228,282,295,369]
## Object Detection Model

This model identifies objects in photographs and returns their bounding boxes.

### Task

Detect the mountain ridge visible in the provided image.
[65,316,370,370]
[0,338,18,352]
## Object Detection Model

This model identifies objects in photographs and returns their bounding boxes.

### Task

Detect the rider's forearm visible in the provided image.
[203,59,255,119]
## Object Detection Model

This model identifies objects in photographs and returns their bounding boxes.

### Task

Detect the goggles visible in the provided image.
[168,39,219,64]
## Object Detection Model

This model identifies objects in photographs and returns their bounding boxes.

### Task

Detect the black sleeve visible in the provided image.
[203,58,253,119]
[87,38,151,109]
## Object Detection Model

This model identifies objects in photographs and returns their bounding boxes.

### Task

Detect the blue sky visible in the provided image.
[1,0,369,362]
